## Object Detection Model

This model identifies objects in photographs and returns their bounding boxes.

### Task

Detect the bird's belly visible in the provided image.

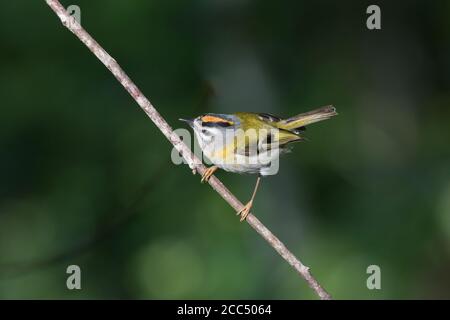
[205,148,281,176]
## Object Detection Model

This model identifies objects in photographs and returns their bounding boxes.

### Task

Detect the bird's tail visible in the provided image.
[278,105,337,131]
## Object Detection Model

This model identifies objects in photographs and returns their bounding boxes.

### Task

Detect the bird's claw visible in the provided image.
[201,166,218,183]
[237,201,253,222]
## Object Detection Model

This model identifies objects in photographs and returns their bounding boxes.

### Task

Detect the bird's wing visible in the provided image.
[232,127,302,156]
[257,112,282,123]
[275,128,303,147]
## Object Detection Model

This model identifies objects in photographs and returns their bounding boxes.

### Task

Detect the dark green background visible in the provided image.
[1,0,449,299]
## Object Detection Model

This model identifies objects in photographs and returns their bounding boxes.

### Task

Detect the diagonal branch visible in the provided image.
[45,0,331,300]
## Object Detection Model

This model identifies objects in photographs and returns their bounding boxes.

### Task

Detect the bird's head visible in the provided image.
[180,113,239,147]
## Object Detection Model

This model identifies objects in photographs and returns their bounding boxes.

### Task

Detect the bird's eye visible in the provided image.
[202,129,210,135]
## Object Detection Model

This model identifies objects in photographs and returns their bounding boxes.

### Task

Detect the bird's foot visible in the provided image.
[201,166,218,183]
[237,200,253,222]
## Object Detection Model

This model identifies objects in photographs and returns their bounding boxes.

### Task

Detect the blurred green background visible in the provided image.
[1,0,449,299]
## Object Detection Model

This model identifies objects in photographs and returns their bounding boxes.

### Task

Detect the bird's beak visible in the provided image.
[179,118,194,126]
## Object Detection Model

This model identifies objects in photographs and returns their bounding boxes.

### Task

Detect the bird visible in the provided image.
[180,105,337,221]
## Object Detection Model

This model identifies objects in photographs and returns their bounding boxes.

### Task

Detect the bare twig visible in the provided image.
[45,0,331,299]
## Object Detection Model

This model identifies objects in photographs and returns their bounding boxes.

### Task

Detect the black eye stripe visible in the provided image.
[202,121,232,127]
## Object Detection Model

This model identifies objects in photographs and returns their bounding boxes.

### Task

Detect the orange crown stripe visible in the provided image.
[201,115,234,124]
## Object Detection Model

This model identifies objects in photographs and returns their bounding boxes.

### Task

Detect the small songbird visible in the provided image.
[180,105,337,221]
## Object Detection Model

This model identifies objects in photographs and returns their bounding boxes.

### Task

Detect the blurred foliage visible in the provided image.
[0,0,449,299]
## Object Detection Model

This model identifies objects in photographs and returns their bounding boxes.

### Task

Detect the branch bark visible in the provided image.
[45,0,332,300]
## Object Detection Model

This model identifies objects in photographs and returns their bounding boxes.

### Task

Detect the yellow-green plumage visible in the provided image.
[235,105,337,149]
